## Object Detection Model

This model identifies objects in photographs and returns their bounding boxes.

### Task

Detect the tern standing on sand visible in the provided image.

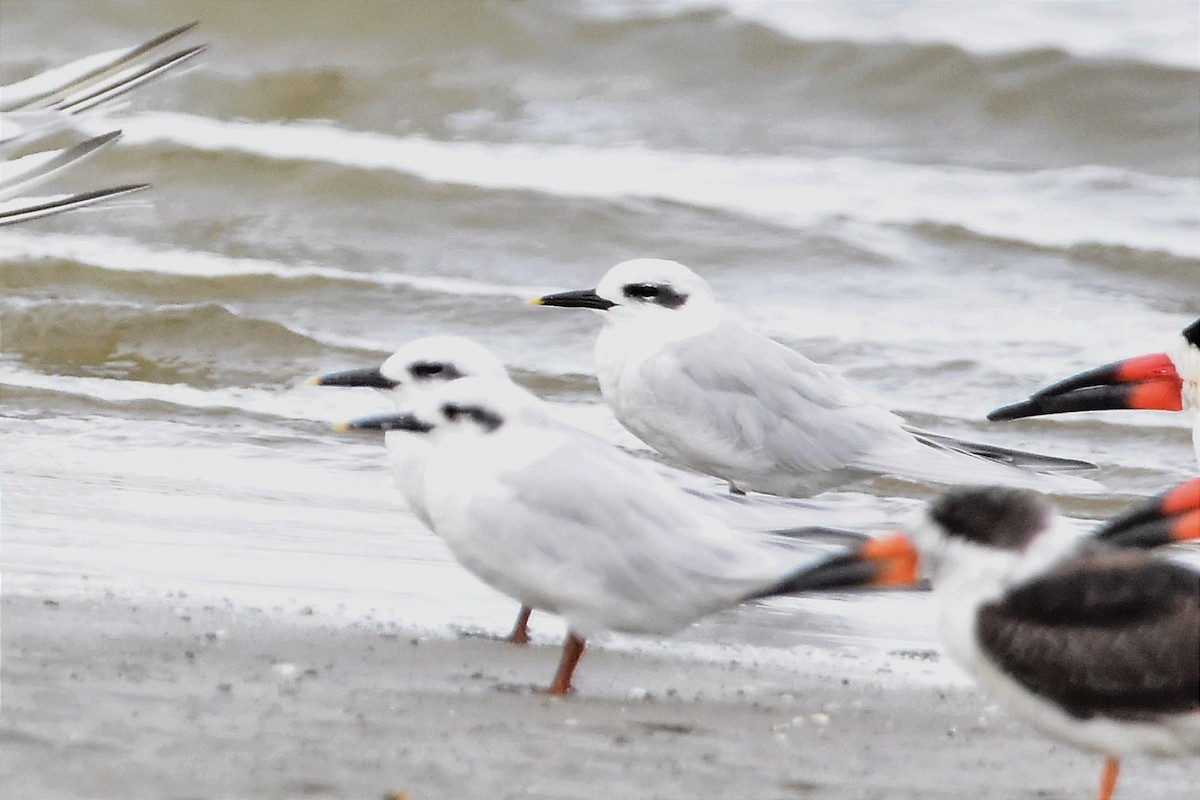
[317,336,881,645]
[337,376,905,695]
[314,336,536,644]
[533,258,1098,496]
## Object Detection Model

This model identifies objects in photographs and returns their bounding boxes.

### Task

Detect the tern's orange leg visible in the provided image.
[505,606,533,645]
[1098,757,1120,800]
[547,633,586,695]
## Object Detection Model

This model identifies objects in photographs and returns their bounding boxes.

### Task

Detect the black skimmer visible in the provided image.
[988,318,1200,466]
[788,485,1200,800]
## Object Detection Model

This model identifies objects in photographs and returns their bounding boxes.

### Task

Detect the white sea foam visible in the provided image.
[0,229,555,299]
[81,112,1200,259]
[593,0,1200,69]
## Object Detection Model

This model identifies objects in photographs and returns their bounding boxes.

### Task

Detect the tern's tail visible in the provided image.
[857,427,1104,494]
[903,427,1097,473]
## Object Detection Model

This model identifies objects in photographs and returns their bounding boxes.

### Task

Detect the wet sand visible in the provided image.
[2,593,1195,800]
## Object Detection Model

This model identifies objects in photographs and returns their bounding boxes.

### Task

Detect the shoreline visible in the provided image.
[3,592,1197,799]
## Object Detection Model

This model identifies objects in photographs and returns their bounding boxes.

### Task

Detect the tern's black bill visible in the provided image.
[531,288,615,310]
[314,366,400,390]
[337,412,433,434]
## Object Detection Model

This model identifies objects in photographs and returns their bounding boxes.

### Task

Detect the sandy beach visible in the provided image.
[2,2,1198,799]
[2,592,1195,800]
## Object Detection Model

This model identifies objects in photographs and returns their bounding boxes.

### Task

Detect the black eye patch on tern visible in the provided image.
[410,361,463,380]
[621,282,688,309]
[441,403,503,432]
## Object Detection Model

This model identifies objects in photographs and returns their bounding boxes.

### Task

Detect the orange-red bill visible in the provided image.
[1111,352,1181,385]
[989,353,1182,421]
[1126,378,1185,411]
[1034,352,1179,397]
[859,533,921,588]
[782,532,920,592]
[1171,508,1200,544]
[1160,477,1200,517]
[1094,478,1200,549]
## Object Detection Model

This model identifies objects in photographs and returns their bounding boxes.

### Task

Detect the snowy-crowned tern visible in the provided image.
[533,258,1098,495]
[313,336,536,643]
[338,375,915,695]
[318,337,883,644]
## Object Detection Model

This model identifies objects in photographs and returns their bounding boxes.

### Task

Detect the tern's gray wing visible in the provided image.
[472,432,800,635]
[633,320,909,477]
[627,321,1100,492]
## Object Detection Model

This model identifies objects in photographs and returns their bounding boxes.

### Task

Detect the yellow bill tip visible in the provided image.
[527,297,544,306]
[306,375,323,387]
[332,421,352,433]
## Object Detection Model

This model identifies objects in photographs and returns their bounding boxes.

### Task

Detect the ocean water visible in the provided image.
[1,0,1196,660]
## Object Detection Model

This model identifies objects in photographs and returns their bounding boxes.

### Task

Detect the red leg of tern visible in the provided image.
[505,605,532,645]
[547,633,586,696]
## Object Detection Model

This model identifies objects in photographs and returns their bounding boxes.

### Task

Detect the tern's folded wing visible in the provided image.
[477,436,802,633]
[638,320,909,474]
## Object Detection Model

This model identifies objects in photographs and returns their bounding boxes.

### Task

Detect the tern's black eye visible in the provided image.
[623,283,660,299]
[466,406,504,432]
[621,282,687,309]
[411,361,446,379]
[439,403,502,432]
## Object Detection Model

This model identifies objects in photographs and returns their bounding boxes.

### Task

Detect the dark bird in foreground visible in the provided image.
[782,483,1200,800]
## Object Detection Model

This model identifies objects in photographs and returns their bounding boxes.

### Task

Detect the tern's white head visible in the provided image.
[534,259,722,325]
[375,376,542,445]
[315,335,508,402]
[378,336,508,394]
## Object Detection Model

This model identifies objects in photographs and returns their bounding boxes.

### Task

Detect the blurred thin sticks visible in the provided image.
[0,21,204,226]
